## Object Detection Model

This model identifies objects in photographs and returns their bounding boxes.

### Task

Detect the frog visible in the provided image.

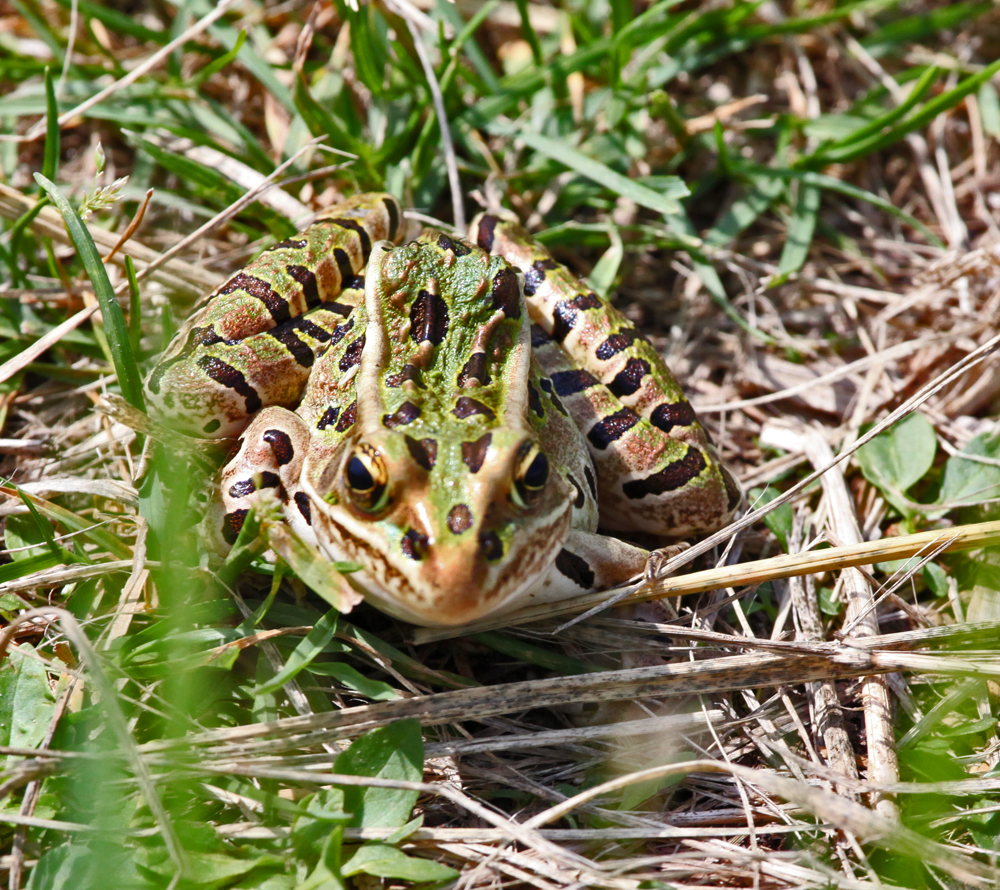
[145,193,741,627]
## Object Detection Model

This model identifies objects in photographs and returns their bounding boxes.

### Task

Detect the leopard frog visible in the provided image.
[146,194,741,626]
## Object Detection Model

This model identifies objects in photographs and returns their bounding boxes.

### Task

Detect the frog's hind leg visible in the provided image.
[520,529,649,608]
[207,407,316,553]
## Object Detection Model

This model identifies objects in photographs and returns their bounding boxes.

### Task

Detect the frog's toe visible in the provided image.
[644,542,691,583]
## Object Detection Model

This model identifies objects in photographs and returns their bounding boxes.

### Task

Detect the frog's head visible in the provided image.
[304,425,576,626]
[300,234,581,626]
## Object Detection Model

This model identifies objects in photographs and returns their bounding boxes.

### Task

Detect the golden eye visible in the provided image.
[513,441,549,507]
[344,444,388,511]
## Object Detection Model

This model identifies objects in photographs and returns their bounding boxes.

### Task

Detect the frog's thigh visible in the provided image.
[520,530,649,606]
[210,406,316,550]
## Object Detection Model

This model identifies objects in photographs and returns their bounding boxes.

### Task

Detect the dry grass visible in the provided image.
[2,0,1000,888]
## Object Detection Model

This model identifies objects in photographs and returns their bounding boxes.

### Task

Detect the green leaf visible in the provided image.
[342,844,458,882]
[938,432,1000,508]
[334,719,423,828]
[749,487,793,552]
[510,128,689,216]
[856,413,936,513]
[0,644,56,769]
[33,174,146,411]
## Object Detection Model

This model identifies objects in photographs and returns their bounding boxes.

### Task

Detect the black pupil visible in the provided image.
[523,453,549,489]
[346,456,374,491]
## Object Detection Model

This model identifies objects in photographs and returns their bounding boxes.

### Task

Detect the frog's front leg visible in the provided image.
[209,407,316,552]
[523,529,650,607]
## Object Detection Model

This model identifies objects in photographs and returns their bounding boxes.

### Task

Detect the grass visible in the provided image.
[3,0,1000,887]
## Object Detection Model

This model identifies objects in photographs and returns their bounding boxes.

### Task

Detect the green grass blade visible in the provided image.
[33,173,146,412]
[252,608,340,698]
[511,128,688,216]
[775,181,821,281]
[42,67,59,184]
[514,0,543,67]
[125,255,142,355]
[812,57,1000,166]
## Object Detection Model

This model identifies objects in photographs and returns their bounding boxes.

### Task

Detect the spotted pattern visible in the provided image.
[220,273,290,324]
[491,269,521,318]
[339,336,366,372]
[335,400,357,433]
[457,353,489,387]
[550,369,599,397]
[222,509,249,546]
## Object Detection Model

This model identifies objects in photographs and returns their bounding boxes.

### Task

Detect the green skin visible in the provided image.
[147,194,739,626]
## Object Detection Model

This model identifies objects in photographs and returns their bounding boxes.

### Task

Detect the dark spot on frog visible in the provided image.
[220,272,291,324]
[453,397,495,421]
[263,429,294,465]
[203,418,221,434]
[491,268,521,318]
[335,400,358,432]
[382,197,400,239]
[622,446,707,499]
[410,289,450,345]
[595,330,636,361]
[457,352,490,387]
[649,400,697,434]
[584,465,597,498]
[383,401,421,428]
[386,363,424,388]
[608,357,650,398]
[461,433,491,473]
[555,548,595,589]
[476,215,499,251]
[550,292,601,342]
[339,334,366,371]
[587,408,640,450]
[550,369,599,396]
[447,504,473,535]
[523,259,558,297]
[328,217,372,257]
[197,356,262,414]
[405,436,437,470]
[317,406,340,430]
[221,509,249,545]
[293,492,312,525]
[437,232,472,256]
[285,264,320,307]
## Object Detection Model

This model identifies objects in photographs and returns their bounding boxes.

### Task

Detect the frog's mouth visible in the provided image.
[308,501,573,627]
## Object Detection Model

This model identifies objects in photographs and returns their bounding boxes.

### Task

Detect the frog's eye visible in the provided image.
[513,442,549,507]
[344,445,388,511]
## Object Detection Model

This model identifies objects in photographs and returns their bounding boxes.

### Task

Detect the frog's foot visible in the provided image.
[644,542,691,584]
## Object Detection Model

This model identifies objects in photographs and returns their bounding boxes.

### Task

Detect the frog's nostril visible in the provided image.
[401,529,429,560]
[478,530,503,562]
